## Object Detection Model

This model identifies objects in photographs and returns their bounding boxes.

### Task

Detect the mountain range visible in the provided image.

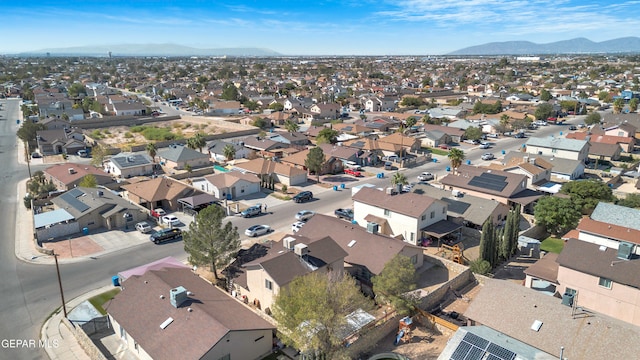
[447,37,640,56]
[16,44,281,57]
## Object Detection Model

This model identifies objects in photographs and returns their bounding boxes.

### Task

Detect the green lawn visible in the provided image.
[88,288,121,315]
[541,237,565,254]
[424,147,449,156]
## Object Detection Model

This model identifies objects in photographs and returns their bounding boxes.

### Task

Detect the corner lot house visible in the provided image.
[525,137,590,162]
[108,267,275,360]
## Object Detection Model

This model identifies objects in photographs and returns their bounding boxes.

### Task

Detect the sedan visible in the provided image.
[295,210,315,221]
[161,215,181,227]
[478,143,490,149]
[481,153,495,161]
[418,172,434,181]
[245,225,271,237]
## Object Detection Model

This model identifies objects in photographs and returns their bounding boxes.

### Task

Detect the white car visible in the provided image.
[161,215,181,227]
[292,221,305,233]
[135,221,152,234]
[417,172,434,181]
[479,143,490,149]
[245,225,271,237]
[481,153,495,161]
[295,210,315,221]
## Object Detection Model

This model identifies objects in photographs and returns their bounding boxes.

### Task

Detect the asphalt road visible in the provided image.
[0,97,583,359]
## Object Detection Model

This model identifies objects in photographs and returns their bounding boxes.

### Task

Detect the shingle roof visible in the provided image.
[440,165,528,198]
[464,279,640,360]
[353,187,441,218]
[503,152,582,176]
[203,171,259,189]
[44,163,111,186]
[122,177,194,203]
[108,268,275,360]
[523,252,559,283]
[525,136,588,152]
[158,145,209,162]
[233,158,307,178]
[51,187,141,219]
[590,202,640,230]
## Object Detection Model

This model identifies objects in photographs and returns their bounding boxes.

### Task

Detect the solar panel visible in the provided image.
[463,332,489,349]
[59,192,90,213]
[449,331,517,360]
[450,341,472,360]
[468,173,508,192]
[487,343,516,360]
[67,188,84,198]
[481,173,507,182]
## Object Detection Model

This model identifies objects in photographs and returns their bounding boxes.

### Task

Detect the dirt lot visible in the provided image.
[364,320,453,359]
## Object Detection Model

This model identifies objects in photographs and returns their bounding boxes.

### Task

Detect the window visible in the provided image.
[598,277,612,289]
[410,232,415,242]
[442,207,446,214]
[265,279,273,290]
[421,215,426,221]
[430,211,435,219]
[411,254,418,264]
[565,287,577,296]
[384,209,390,216]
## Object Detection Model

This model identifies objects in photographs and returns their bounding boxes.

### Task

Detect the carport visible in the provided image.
[178,193,218,215]
[421,220,462,247]
[34,209,80,242]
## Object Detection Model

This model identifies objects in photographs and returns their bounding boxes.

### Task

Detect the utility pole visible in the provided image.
[24,141,32,180]
[53,252,67,318]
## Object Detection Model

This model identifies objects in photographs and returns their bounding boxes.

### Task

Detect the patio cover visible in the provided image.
[421,220,462,237]
[178,193,217,209]
[34,209,74,229]
[118,256,189,281]
[509,189,544,205]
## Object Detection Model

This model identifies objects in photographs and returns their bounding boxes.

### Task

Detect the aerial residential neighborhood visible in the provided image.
[5,49,640,360]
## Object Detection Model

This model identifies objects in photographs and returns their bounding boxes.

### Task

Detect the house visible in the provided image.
[603,122,637,138]
[191,171,260,200]
[39,187,147,240]
[464,279,640,360]
[352,187,458,246]
[485,155,553,188]
[43,163,113,191]
[566,131,632,154]
[502,151,584,181]
[228,236,347,313]
[377,132,421,153]
[207,140,250,163]
[419,130,450,148]
[524,137,590,162]
[208,100,241,115]
[241,136,288,158]
[231,158,308,186]
[294,214,423,288]
[267,131,310,147]
[439,165,542,213]
[364,96,396,112]
[122,177,197,211]
[40,117,71,130]
[111,101,147,116]
[105,153,154,178]
[309,102,340,120]
[157,145,210,170]
[36,129,86,155]
[108,266,275,360]
[422,124,466,143]
[279,148,343,176]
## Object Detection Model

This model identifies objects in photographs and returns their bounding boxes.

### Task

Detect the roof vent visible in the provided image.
[187,308,193,312]
[160,317,174,330]
[531,320,543,332]
[159,294,165,299]
[170,286,188,308]
[599,245,607,251]
[68,168,76,174]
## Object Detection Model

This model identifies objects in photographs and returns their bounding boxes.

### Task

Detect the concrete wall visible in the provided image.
[72,115,181,130]
[63,317,108,360]
[36,222,80,241]
[419,254,474,311]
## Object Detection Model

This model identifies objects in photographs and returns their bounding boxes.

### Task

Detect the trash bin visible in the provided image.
[446,166,451,172]
[112,275,120,286]
[466,160,471,165]
[82,227,89,235]
[340,183,345,189]
[333,185,338,191]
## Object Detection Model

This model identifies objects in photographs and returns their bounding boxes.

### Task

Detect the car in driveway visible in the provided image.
[295,210,315,221]
[292,221,305,232]
[418,172,434,181]
[568,125,577,130]
[245,224,271,237]
[344,168,362,177]
[293,191,313,203]
[481,153,495,161]
[438,144,451,150]
[384,162,393,170]
[135,221,153,234]
[151,208,166,219]
[150,228,182,244]
[241,205,262,218]
[334,208,354,221]
[161,215,181,227]
[514,132,526,139]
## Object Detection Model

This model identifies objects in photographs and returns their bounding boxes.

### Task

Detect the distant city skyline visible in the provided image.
[3,0,640,55]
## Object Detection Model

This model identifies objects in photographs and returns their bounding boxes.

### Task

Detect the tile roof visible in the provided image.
[566,131,634,145]
[464,279,640,360]
[576,217,640,244]
[108,268,275,360]
[525,137,588,152]
[590,202,640,230]
[352,187,441,218]
[294,214,421,275]
[157,145,209,162]
[557,239,640,288]
[122,177,194,203]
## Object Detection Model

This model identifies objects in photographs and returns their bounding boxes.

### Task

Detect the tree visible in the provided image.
[273,272,372,359]
[17,121,46,146]
[183,204,240,281]
[390,172,408,189]
[372,255,418,315]
[221,81,239,100]
[464,126,483,141]
[560,180,614,214]
[284,119,300,133]
[500,205,520,260]
[479,217,496,267]
[584,112,601,126]
[534,103,555,120]
[598,91,613,103]
[316,128,339,145]
[78,174,98,188]
[268,102,285,112]
[469,259,491,275]
[540,89,552,101]
[613,98,625,114]
[616,193,640,208]
[447,148,465,170]
[187,132,206,153]
[400,96,424,107]
[405,116,417,129]
[223,144,236,161]
[500,114,510,128]
[534,196,581,235]
[252,117,271,130]
[145,142,157,163]
[630,98,639,113]
[90,145,108,167]
[305,147,325,183]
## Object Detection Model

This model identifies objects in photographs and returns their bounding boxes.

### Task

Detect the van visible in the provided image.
[344,161,362,171]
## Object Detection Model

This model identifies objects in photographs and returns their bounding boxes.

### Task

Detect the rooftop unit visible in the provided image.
[170,286,188,308]
[294,243,309,257]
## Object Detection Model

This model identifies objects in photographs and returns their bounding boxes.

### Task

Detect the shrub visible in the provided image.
[281,184,288,193]
[469,259,492,275]
[124,132,133,138]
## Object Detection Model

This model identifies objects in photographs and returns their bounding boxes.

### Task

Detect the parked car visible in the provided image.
[344,161,362,171]
[77,149,89,157]
[245,225,271,237]
[135,221,152,234]
[463,139,479,145]
[292,221,305,233]
[418,172,434,181]
[568,125,577,130]
[150,228,182,244]
[384,162,393,170]
[241,205,262,218]
[334,208,354,221]
[438,144,451,150]
[486,133,499,139]
[478,143,491,149]
[514,132,526,139]
[402,183,415,192]
[161,215,181,227]
[293,191,313,203]
[344,168,362,177]
[481,153,495,161]
[151,208,166,219]
[31,152,42,158]
[295,210,315,221]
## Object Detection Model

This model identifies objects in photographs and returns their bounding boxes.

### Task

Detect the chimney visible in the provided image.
[170,286,188,308]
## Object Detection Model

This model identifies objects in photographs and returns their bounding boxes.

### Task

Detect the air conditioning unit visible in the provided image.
[452,190,462,197]
[617,242,634,260]
[386,187,397,195]
[367,222,379,234]
[68,168,76,174]
[561,292,574,307]
[283,237,296,250]
[294,243,309,257]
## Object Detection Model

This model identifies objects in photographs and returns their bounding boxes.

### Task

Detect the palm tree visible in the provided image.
[187,132,206,152]
[390,171,408,187]
[613,98,625,114]
[223,144,236,161]
[146,142,157,163]
[284,119,299,134]
[448,148,465,171]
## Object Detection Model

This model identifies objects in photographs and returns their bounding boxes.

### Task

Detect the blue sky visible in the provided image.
[3,0,640,55]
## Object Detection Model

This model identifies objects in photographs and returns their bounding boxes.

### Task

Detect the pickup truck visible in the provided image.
[334,208,354,221]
